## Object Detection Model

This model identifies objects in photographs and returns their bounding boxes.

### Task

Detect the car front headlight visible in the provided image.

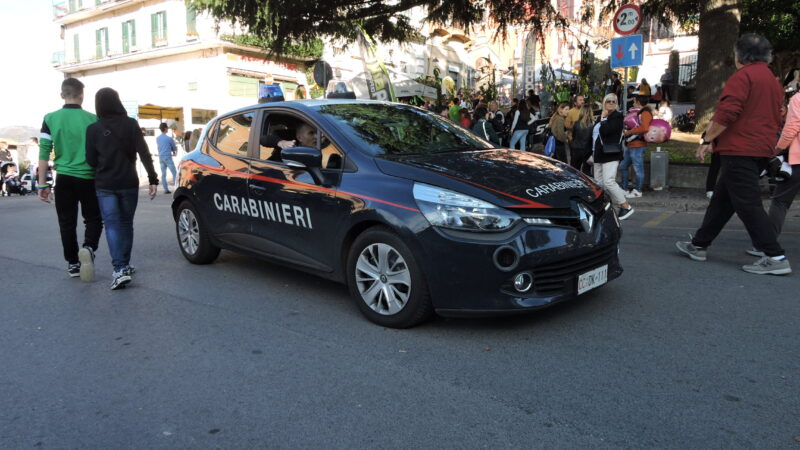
[413,183,520,232]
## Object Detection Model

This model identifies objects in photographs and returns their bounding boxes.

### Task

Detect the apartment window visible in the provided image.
[96,27,109,58]
[122,20,136,53]
[73,34,80,62]
[151,11,167,47]
[186,6,198,38]
[68,0,83,12]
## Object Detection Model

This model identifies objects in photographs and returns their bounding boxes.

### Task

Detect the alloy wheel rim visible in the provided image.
[355,243,412,315]
[178,209,200,255]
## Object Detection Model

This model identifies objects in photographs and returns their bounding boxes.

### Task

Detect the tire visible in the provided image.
[175,200,220,264]
[346,227,434,328]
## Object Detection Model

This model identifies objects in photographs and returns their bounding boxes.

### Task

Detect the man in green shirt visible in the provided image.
[38,78,102,281]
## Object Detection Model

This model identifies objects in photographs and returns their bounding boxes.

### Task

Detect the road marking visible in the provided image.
[643,212,674,228]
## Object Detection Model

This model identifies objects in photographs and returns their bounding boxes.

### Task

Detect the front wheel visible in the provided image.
[346,227,433,328]
[175,200,220,264]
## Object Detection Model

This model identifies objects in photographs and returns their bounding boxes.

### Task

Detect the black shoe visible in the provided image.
[67,263,81,278]
[618,206,635,221]
[110,270,132,290]
[163,189,171,194]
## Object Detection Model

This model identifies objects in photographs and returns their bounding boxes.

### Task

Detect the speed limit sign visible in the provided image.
[613,4,642,35]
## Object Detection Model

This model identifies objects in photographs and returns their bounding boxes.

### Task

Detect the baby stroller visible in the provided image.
[1,162,28,196]
[672,108,697,132]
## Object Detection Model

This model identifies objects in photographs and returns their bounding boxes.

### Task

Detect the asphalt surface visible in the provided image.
[1,190,799,449]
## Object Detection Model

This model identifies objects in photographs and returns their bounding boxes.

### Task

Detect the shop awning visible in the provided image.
[138,104,183,120]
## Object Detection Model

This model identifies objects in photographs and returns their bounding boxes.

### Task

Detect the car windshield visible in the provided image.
[313,103,495,156]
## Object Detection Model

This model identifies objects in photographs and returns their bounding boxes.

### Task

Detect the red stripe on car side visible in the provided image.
[186,161,421,213]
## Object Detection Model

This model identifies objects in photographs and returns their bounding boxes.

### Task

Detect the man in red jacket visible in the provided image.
[676,33,790,275]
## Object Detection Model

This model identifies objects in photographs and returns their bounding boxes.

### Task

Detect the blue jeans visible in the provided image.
[620,146,646,191]
[96,188,139,272]
[509,130,528,150]
[160,157,177,191]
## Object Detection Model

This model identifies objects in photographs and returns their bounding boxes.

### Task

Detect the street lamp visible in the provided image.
[567,44,575,70]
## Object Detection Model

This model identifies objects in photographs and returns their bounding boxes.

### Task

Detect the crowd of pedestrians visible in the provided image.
[25,32,797,284]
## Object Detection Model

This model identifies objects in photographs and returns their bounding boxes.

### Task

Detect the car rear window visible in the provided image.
[313,104,494,156]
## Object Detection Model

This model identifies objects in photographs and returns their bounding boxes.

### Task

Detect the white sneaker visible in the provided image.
[746,248,765,257]
[706,191,714,199]
[78,246,95,282]
[624,189,642,198]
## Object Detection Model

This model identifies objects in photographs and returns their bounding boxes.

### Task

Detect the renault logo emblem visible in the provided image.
[577,203,594,233]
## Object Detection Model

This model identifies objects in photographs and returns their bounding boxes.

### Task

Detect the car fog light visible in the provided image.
[513,272,533,293]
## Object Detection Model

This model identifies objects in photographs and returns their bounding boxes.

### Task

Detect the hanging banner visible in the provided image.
[522,29,537,95]
[357,26,396,102]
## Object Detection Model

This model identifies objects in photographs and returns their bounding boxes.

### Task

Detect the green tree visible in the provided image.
[191,0,796,128]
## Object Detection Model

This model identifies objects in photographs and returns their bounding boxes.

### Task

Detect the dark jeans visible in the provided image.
[620,146,646,191]
[768,164,800,236]
[96,188,139,271]
[692,155,784,257]
[569,144,592,175]
[54,174,103,264]
[705,152,721,192]
[553,141,568,163]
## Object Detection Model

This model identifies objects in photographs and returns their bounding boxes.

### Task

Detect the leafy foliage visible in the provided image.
[189,0,569,55]
[219,34,324,59]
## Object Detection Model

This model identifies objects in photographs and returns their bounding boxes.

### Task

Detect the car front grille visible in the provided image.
[529,244,617,296]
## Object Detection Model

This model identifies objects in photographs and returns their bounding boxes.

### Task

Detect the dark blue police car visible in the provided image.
[172,100,622,328]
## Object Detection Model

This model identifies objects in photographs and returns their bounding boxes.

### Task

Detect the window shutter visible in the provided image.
[122,21,129,53]
[131,20,136,47]
[151,13,157,46]
[162,11,167,40]
[186,6,197,34]
[96,29,101,58]
[104,28,109,56]
[73,34,80,62]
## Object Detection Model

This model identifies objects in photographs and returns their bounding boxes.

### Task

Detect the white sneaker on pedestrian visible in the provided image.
[706,191,714,199]
[625,189,642,198]
[78,246,95,282]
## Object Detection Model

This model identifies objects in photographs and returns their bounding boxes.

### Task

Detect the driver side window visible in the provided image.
[258,113,343,169]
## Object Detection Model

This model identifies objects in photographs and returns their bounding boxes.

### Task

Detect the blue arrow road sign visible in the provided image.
[610,34,643,68]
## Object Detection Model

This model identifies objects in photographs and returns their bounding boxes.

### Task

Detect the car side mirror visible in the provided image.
[281,146,327,186]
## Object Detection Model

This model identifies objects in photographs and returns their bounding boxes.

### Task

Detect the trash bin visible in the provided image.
[650,149,668,190]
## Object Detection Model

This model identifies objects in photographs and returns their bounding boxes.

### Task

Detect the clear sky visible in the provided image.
[0,0,66,128]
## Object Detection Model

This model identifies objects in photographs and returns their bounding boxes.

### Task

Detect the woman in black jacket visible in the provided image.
[591,93,634,220]
[85,87,159,289]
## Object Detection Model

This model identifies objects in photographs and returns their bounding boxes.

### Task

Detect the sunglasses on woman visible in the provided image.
[605,100,617,104]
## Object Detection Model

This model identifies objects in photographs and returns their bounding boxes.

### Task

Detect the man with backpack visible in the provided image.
[620,95,653,198]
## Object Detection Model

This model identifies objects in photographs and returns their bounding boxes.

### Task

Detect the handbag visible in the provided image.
[599,128,623,154]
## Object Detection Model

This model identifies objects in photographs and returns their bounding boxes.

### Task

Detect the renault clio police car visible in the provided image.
[172,100,622,328]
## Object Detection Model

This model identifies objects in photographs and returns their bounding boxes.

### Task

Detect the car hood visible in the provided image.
[374,149,602,209]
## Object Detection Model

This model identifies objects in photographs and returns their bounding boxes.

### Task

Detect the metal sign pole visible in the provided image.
[623,67,628,111]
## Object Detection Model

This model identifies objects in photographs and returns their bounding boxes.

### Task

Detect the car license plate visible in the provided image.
[577,265,608,295]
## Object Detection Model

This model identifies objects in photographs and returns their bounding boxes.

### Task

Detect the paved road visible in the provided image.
[1,192,798,449]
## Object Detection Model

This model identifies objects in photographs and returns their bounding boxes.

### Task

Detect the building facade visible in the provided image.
[52,0,311,135]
